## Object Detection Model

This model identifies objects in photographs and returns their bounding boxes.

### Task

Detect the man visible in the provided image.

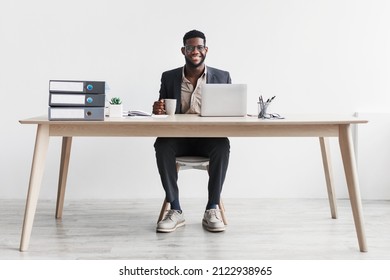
[153,30,231,233]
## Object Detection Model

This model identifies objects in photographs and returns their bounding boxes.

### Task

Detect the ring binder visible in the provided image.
[49,93,105,107]
[49,80,106,94]
[48,107,104,120]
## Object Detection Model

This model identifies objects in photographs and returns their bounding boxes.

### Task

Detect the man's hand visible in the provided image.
[152,100,166,115]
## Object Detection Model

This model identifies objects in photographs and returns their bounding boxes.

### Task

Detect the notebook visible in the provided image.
[200,84,247,117]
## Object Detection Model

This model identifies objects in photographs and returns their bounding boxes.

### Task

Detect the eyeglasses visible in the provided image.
[258,113,284,119]
[184,45,206,53]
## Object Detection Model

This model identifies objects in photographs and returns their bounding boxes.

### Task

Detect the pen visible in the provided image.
[259,95,264,108]
[266,96,276,105]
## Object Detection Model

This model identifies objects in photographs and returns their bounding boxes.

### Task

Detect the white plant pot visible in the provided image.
[109,104,123,118]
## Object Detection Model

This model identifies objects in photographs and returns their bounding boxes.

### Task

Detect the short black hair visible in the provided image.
[183,30,206,46]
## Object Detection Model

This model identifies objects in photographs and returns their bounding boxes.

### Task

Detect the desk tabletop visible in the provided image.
[20,114,368,126]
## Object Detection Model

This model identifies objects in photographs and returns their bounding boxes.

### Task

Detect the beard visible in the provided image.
[185,54,206,68]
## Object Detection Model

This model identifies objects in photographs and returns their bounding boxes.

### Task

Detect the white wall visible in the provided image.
[1,0,389,200]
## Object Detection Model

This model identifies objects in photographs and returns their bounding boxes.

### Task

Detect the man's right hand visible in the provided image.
[152,100,165,115]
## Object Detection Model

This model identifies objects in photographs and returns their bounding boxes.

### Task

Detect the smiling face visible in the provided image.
[181,37,208,69]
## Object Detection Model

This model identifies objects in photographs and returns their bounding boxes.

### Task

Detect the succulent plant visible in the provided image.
[110,97,122,105]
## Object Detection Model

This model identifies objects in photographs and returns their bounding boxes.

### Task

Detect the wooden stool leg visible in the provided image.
[157,199,170,223]
[218,199,228,225]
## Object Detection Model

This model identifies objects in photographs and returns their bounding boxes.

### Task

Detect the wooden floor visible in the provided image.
[0,198,389,260]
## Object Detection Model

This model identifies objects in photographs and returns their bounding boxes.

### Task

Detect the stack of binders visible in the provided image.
[48,80,106,120]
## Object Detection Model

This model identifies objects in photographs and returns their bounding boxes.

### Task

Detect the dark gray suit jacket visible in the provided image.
[158,66,231,113]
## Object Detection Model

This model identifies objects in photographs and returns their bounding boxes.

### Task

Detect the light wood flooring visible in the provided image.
[0,198,389,260]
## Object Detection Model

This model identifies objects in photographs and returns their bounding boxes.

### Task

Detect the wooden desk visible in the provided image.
[19,114,368,252]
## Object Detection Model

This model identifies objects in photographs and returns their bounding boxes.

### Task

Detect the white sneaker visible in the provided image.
[156,209,185,233]
[202,209,226,232]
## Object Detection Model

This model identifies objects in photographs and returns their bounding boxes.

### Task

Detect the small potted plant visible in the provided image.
[109,97,123,118]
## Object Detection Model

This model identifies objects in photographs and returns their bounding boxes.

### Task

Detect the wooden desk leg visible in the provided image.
[55,137,72,219]
[319,137,338,219]
[20,124,50,252]
[339,124,368,252]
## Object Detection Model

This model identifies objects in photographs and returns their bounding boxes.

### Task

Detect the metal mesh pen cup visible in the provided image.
[258,102,269,119]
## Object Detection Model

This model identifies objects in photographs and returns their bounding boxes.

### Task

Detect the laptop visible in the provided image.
[200,84,247,117]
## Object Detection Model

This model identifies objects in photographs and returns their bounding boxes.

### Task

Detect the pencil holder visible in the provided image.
[257,102,269,119]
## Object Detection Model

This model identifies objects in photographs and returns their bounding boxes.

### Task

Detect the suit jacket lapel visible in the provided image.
[206,67,216,83]
[173,67,183,112]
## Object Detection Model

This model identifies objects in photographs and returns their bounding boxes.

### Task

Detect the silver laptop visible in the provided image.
[200,84,247,117]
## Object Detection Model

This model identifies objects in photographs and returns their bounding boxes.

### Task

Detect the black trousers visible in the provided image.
[154,137,230,206]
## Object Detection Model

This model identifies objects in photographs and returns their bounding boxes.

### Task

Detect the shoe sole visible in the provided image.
[156,221,185,233]
[202,220,226,232]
